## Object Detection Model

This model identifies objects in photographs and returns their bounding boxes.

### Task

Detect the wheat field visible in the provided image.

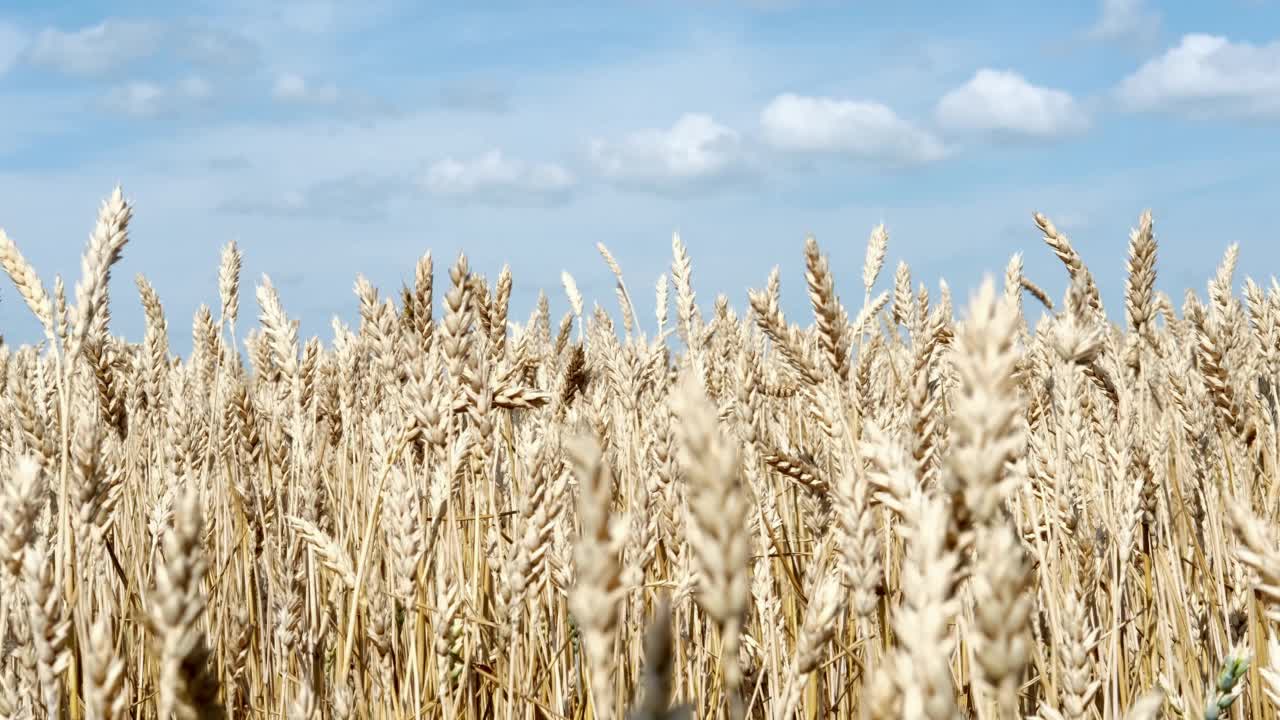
[0,187,1278,719]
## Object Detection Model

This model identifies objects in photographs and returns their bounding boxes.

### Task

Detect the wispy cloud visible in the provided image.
[588,113,749,192]
[219,173,407,222]
[936,69,1090,139]
[25,19,163,76]
[175,22,261,72]
[1088,0,1161,44]
[22,18,260,77]
[1116,34,1280,117]
[760,93,946,165]
[272,71,340,104]
[101,81,165,116]
[100,76,215,117]
[0,22,25,76]
[422,149,575,205]
[266,0,403,35]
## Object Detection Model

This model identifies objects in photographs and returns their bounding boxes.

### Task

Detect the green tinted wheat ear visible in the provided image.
[1204,647,1250,719]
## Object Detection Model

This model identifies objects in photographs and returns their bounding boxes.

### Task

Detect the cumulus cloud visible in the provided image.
[100,75,215,117]
[1117,34,1280,117]
[422,149,575,205]
[272,72,340,104]
[25,19,162,76]
[936,69,1089,138]
[588,113,747,191]
[1088,0,1161,43]
[760,93,946,165]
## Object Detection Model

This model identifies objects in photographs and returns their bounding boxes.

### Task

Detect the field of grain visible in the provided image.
[0,187,1278,719]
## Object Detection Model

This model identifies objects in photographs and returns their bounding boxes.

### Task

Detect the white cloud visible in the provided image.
[175,22,260,72]
[936,69,1090,138]
[760,93,946,165]
[100,75,215,117]
[19,18,257,77]
[1117,34,1280,117]
[588,113,746,188]
[1089,0,1161,43]
[273,0,395,34]
[422,149,575,205]
[220,174,405,222]
[178,75,213,101]
[0,23,25,76]
[273,72,306,99]
[101,82,165,117]
[272,72,340,104]
[26,19,162,76]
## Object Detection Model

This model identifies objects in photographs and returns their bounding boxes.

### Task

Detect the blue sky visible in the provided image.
[1,0,1279,351]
